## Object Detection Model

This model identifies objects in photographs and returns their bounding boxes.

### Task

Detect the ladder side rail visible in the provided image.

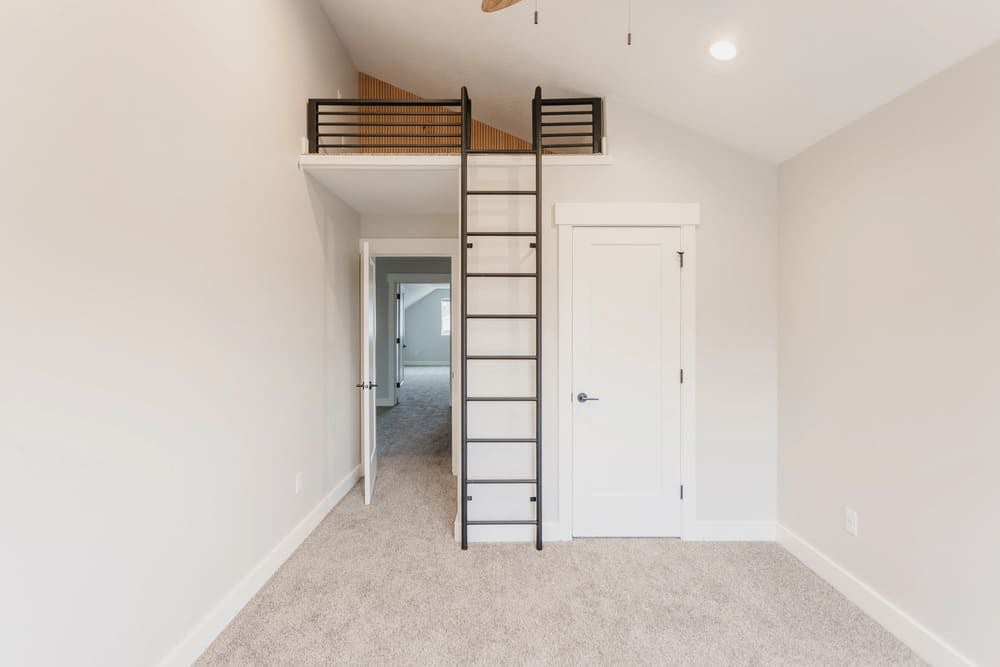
[460,86,471,551]
[533,86,543,551]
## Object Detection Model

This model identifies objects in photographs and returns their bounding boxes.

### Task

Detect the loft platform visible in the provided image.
[299,87,611,215]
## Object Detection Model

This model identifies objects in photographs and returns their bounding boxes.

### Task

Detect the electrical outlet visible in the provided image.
[336,89,342,99]
[844,506,858,536]
[295,472,303,496]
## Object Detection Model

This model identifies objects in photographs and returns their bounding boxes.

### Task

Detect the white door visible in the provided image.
[572,227,682,537]
[394,283,403,400]
[360,242,377,505]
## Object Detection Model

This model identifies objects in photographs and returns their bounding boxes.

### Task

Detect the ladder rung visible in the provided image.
[466,438,537,443]
[467,273,536,278]
[465,314,536,319]
[467,520,538,526]
[466,355,536,360]
[466,396,537,402]
[466,232,536,237]
[468,479,537,485]
[467,190,537,196]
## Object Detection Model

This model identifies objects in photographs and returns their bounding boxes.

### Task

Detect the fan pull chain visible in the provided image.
[534,0,539,24]
[627,0,632,45]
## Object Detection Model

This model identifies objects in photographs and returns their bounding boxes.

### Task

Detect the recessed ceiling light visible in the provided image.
[709,40,738,62]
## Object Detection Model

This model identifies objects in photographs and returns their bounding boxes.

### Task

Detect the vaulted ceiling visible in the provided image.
[319,0,1000,162]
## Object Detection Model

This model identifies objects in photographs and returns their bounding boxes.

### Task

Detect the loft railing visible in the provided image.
[307,90,603,155]
[538,97,603,154]
[306,97,464,154]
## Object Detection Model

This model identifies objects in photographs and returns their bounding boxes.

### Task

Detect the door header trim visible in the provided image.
[554,202,700,227]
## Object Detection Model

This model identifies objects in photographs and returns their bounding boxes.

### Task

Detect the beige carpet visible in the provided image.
[197,366,921,665]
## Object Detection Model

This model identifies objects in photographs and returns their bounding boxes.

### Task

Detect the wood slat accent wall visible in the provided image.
[358,73,531,154]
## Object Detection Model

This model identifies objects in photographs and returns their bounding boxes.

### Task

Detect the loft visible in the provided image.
[305,87,603,155]
[300,86,609,551]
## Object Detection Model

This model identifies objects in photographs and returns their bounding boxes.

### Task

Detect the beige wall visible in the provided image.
[358,100,779,528]
[362,214,458,238]
[545,100,779,525]
[778,42,1000,665]
[0,2,359,665]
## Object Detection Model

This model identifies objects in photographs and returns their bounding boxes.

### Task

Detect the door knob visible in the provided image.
[577,392,600,403]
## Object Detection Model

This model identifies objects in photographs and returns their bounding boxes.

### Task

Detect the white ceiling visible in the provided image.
[319,0,1000,162]
[306,163,458,214]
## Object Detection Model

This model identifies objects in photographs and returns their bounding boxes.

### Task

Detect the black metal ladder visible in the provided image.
[460,87,544,550]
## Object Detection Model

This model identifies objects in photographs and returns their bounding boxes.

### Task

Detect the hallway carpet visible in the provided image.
[197,366,920,665]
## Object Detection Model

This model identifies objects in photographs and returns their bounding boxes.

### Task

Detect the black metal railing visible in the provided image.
[307,91,603,155]
[306,98,464,154]
[538,97,603,154]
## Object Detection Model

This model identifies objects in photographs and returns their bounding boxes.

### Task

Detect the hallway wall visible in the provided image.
[0,2,359,665]
[403,287,451,366]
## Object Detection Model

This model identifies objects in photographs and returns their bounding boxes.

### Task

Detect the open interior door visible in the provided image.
[360,241,377,504]
[394,283,404,402]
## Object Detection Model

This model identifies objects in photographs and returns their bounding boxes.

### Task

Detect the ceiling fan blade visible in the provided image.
[482,0,525,12]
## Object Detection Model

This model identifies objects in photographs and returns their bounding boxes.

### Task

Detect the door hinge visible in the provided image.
[680,368,685,383]
[677,250,685,268]
[680,485,684,500]
[396,337,401,344]
[395,293,401,300]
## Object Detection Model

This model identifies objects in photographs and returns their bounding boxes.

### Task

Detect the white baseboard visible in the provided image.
[684,520,776,541]
[375,397,394,407]
[157,464,362,667]
[452,517,773,543]
[777,524,973,667]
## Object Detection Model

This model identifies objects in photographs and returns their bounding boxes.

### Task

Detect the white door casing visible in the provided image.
[571,226,683,537]
[361,241,377,505]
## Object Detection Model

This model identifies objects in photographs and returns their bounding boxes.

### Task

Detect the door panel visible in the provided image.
[572,227,682,537]
[361,242,377,505]
[394,283,403,397]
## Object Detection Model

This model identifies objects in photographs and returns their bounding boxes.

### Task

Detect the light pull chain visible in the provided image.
[534,0,539,24]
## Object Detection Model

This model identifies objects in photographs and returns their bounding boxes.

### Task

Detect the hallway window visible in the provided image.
[441,298,451,336]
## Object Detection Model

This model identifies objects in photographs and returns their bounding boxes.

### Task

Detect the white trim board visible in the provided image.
[553,202,700,227]
[556,203,708,541]
[157,465,361,667]
[686,521,775,541]
[299,153,614,172]
[777,524,974,667]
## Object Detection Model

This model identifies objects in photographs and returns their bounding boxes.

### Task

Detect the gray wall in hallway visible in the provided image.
[374,257,451,402]
[403,287,450,366]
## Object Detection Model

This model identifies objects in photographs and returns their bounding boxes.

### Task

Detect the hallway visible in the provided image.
[197,368,918,665]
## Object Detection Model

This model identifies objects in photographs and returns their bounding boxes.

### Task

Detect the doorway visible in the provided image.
[358,240,460,512]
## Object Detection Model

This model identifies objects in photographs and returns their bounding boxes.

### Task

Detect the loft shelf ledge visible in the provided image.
[298,152,613,171]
